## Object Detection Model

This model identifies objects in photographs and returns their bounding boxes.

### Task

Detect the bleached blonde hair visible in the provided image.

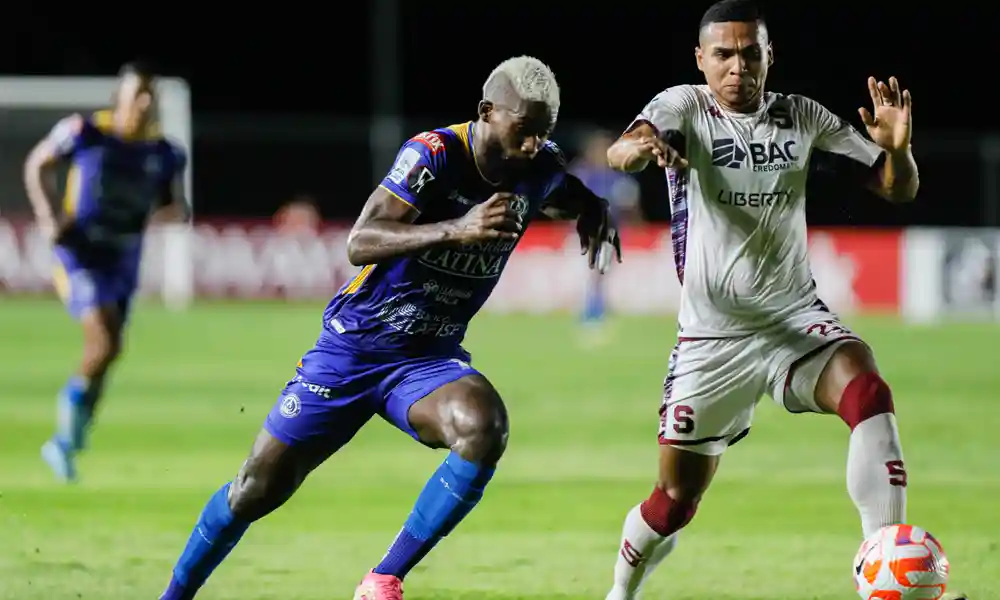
[483,56,560,121]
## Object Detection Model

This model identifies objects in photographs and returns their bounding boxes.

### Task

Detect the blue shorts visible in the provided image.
[52,246,140,319]
[264,345,481,451]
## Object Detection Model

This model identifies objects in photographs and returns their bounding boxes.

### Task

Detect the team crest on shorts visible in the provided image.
[279,394,301,418]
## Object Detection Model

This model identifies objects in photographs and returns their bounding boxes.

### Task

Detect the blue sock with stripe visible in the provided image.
[56,376,99,451]
[160,482,251,600]
[373,452,495,579]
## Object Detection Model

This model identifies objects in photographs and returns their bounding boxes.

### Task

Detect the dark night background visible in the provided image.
[2,3,995,226]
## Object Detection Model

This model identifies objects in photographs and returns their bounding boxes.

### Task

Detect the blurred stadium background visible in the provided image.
[0,4,997,599]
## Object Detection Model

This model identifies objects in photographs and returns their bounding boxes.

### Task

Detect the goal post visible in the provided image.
[0,76,194,310]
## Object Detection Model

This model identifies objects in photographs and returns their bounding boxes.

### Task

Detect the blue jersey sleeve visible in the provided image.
[378,131,449,212]
[538,140,568,199]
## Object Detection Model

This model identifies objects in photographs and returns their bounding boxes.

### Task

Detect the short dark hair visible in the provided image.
[119,60,156,80]
[699,0,765,28]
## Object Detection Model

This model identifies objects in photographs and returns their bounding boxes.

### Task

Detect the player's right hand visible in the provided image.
[451,193,522,243]
[633,136,688,169]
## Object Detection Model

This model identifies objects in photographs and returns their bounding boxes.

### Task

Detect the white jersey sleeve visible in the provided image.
[629,85,700,136]
[796,95,883,167]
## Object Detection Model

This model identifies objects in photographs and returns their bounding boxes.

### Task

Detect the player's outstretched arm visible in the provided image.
[346,189,521,266]
[23,115,81,239]
[807,79,918,204]
[541,174,622,271]
[860,77,918,203]
[867,144,918,203]
[607,124,688,173]
[540,173,607,220]
[609,86,697,172]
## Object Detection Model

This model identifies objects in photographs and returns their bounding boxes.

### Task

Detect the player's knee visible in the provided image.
[640,485,701,537]
[445,388,509,465]
[820,343,894,430]
[82,333,122,372]
[81,320,123,368]
[817,342,882,412]
[837,372,894,431]
[228,457,300,521]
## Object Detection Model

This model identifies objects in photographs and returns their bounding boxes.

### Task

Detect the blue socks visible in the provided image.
[373,452,495,579]
[160,483,251,600]
[160,453,492,597]
[582,278,606,323]
[56,376,99,451]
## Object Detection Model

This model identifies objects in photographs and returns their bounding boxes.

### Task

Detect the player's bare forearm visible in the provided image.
[607,123,660,173]
[151,202,190,224]
[346,219,458,266]
[346,187,455,266]
[23,172,55,219]
[607,137,651,173]
[154,178,191,223]
[871,147,919,203]
[22,154,58,222]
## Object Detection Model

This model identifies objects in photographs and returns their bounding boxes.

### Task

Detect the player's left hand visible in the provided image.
[859,76,912,151]
[576,199,622,274]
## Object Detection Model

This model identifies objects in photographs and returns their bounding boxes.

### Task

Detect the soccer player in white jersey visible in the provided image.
[601,1,928,598]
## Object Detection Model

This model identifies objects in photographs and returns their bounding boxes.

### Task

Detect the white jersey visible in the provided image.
[633,84,884,337]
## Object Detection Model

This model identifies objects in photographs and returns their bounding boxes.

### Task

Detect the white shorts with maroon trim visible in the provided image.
[657,305,864,455]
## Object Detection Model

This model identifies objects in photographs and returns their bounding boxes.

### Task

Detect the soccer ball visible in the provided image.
[853,524,949,599]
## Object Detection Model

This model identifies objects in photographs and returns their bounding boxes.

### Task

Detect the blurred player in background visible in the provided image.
[23,61,189,483]
[158,56,620,600]
[601,1,923,598]
[274,193,322,235]
[569,130,641,343]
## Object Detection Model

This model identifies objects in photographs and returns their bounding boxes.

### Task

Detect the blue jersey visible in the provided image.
[307,122,566,364]
[49,111,186,258]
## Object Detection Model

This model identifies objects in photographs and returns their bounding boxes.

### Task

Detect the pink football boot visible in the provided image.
[353,571,403,600]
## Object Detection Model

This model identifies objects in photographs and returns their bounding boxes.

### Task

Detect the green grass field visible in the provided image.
[0,298,996,600]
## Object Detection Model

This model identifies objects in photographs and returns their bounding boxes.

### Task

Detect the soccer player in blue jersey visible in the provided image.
[158,55,621,600]
[570,130,641,341]
[23,61,189,482]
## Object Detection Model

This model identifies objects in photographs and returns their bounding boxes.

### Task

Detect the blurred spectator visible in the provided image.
[946,237,996,310]
[569,129,642,342]
[274,194,321,235]
[571,129,642,225]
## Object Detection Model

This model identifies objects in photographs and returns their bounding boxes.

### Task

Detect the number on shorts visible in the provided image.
[672,404,695,434]
[806,319,847,337]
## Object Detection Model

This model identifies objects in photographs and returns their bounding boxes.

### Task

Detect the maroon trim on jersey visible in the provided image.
[676,335,749,343]
[658,426,751,448]
[780,335,865,413]
[624,119,658,137]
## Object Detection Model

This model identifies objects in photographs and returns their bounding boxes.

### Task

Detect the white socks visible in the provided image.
[606,504,679,600]
[847,413,908,537]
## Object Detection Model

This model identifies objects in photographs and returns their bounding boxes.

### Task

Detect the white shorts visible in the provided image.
[657,306,864,455]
